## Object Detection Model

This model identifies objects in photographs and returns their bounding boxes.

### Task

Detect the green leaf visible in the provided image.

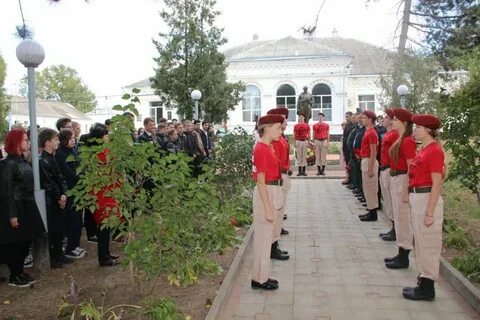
[112,104,123,111]
[121,93,131,100]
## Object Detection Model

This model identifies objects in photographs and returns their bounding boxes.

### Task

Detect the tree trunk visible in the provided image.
[476,191,480,205]
[398,0,412,55]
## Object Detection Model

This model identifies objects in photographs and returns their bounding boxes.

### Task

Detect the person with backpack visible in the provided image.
[0,128,45,287]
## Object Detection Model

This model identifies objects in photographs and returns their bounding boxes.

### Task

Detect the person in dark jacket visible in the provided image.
[138,117,157,145]
[165,129,180,154]
[39,128,72,268]
[0,128,45,287]
[55,129,86,259]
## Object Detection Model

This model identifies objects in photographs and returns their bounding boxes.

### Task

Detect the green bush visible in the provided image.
[142,298,185,320]
[443,218,470,250]
[452,249,480,283]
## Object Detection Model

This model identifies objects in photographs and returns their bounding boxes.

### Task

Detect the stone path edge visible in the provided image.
[205,226,253,320]
[440,256,480,315]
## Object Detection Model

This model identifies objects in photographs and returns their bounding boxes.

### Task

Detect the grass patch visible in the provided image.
[452,249,480,283]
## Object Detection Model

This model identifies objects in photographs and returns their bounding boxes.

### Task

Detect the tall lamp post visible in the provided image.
[16,39,50,271]
[191,89,202,120]
[397,84,409,109]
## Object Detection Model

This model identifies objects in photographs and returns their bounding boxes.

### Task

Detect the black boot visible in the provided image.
[403,277,435,301]
[360,209,377,221]
[384,246,400,263]
[270,242,289,260]
[321,165,326,175]
[381,225,396,241]
[297,167,302,176]
[303,167,308,176]
[316,166,322,176]
[275,240,288,254]
[281,228,289,236]
[385,247,410,269]
[379,222,394,237]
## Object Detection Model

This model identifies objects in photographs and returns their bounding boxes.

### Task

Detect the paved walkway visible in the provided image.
[219,179,480,320]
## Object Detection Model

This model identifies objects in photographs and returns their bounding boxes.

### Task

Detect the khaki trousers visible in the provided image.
[390,175,414,250]
[379,169,393,222]
[273,174,290,242]
[295,140,308,167]
[410,193,444,281]
[314,139,328,166]
[361,159,379,210]
[252,185,284,283]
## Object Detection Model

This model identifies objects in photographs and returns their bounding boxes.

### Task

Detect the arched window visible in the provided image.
[312,83,332,121]
[242,85,261,122]
[276,84,296,122]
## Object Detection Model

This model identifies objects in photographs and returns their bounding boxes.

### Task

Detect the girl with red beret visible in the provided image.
[251,114,285,290]
[0,129,45,287]
[294,112,310,176]
[385,108,416,269]
[403,114,444,301]
[267,108,290,261]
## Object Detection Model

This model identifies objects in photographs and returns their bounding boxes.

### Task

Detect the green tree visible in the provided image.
[151,0,244,123]
[377,51,441,113]
[411,0,480,68]
[20,64,97,113]
[0,53,9,140]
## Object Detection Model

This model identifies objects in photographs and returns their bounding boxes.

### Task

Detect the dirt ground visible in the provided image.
[0,230,245,320]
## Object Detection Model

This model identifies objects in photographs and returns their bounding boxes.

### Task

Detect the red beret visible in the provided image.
[393,108,413,123]
[412,114,441,130]
[385,109,394,119]
[317,112,325,117]
[267,108,289,118]
[297,111,306,117]
[258,114,284,126]
[363,110,376,120]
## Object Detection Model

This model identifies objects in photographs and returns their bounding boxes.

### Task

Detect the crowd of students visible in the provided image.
[0,115,217,287]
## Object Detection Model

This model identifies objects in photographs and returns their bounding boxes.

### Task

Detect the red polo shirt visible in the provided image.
[409,142,444,187]
[252,142,281,182]
[390,136,417,170]
[272,135,290,171]
[313,122,329,140]
[360,128,378,158]
[294,123,310,141]
[380,129,399,167]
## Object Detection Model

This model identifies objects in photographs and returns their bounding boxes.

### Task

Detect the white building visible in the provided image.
[102,36,393,135]
[8,96,92,133]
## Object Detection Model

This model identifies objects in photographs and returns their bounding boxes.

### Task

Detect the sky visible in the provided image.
[0,0,416,97]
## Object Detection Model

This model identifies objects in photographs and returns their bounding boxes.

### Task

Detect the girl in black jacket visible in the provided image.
[0,128,45,287]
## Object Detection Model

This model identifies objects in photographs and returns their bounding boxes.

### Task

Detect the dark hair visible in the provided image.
[56,118,72,131]
[143,117,155,127]
[167,129,177,137]
[59,128,74,147]
[174,123,183,129]
[90,123,108,140]
[158,123,167,130]
[202,121,209,126]
[345,111,353,116]
[390,121,413,163]
[39,128,59,148]
[159,118,168,124]
[105,119,111,126]
[193,120,201,125]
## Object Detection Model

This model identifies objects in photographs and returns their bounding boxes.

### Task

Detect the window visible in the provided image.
[167,111,172,121]
[358,95,375,111]
[150,101,163,123]
[312,83,332,121]
[276,84,296,122]
[242,85,262,122]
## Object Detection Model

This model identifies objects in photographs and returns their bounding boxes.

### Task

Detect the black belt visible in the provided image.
[409,186,432,193]
[315,138,327,141]
[297,139,307,142]
[266,179,283,186]
[380,165,390,171]
[280,168,289,174]
[390,169,408,176]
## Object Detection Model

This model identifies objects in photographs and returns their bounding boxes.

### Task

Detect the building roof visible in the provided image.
[124,78,153,88]
[9,96,91,121]
[224,36,394,75]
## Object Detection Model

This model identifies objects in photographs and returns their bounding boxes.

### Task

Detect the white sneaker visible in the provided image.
[65,249,86,259]
[75,247,86,254]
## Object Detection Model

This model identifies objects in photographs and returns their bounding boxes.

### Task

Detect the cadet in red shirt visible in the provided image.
[358,110,379,221]
[384,108,417,270]
[378,109,398,241]
[403,114,445,301]
[312,112,330,175]
[267,108,290,261]
[293,112,310,176]
[251,114,285,291]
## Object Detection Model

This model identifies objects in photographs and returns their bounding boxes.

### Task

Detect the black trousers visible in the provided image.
[46,203,65,262]
[97,225,111,263]
[66,197,83,252]
[84,209,97,239]
[0,241,30,278]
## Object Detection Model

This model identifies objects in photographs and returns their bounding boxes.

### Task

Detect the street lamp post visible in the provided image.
[191,89,202,120]
[397,84,409,109]
[16,39,50,271]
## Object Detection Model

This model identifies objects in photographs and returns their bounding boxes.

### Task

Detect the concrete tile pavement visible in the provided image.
[219,179,480,320]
